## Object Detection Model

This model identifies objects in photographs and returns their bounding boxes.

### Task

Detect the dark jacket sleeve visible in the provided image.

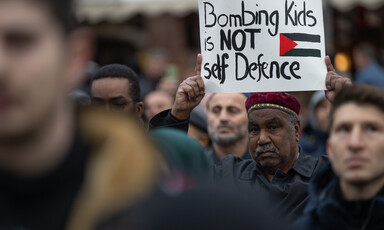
[148,109,190,133]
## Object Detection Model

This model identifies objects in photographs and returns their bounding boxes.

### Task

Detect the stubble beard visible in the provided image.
[208,123,247,146]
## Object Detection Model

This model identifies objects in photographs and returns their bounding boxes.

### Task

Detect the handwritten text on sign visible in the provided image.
[198,0,327,93]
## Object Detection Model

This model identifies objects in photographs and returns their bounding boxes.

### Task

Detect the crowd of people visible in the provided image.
[1,0,384,230]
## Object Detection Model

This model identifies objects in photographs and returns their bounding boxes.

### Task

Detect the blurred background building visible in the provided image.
[76,0,384,91]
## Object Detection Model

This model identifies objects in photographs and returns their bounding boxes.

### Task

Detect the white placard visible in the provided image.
[198,0,327,93]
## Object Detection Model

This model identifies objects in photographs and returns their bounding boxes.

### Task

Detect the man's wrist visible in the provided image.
[170,108,190,121]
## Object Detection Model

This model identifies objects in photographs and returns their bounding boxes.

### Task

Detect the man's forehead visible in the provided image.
[209,93,247,107]
[333,103,384,125]
[91,78,131,97]
[0,1,56,29]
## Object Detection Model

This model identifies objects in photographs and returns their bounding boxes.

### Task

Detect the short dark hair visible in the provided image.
[35,0,78,34]
[329,84,384,129]
[92,64,141,103]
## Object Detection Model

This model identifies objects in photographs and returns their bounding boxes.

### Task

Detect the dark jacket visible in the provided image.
[150,109,330,222]
[207,148,252,166]
[149,109,189,132]
[212,151,329,222]
[291,163,384,230]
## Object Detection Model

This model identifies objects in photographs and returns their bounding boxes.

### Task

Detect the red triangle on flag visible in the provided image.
[280,34,298,56]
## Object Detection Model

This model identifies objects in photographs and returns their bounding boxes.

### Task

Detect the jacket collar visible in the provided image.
[239,146,318,180]
[290,147,318,178]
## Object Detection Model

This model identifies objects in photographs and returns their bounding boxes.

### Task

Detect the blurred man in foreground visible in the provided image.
[292,84,384,230]
[0,1,158,229]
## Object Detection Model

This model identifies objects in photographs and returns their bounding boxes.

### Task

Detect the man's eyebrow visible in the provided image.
[109,96,126,101]
[265,117,281,124]
[211,104,222,109]
[3,23,45,36]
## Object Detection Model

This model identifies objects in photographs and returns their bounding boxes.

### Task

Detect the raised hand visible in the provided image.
[324,56,352,103]
[170,54,205,120]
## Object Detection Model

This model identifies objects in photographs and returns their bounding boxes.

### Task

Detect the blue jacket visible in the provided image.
[291,163,384,230]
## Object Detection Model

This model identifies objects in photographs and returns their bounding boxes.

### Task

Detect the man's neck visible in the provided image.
[263,150,299,182]
[340,177,384,201]
[0,101,75,177]
[213,137,248,160]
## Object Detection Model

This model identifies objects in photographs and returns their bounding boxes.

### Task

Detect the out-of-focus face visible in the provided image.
[91,78,135,112]
[144,91,173,121]
[0,1,75,138]
[207,93,248,146]
[315,98,332,133]
[327,103,384,187]
[248,109,300,175]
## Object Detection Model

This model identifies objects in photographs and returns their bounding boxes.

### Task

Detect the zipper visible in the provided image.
[361,200,375,230]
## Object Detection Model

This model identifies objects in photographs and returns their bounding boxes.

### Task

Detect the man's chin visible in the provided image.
[214,135,239,145]
[0,121,35,144]
[256,158,280,170]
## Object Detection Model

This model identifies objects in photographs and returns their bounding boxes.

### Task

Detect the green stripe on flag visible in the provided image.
[282,49,321,57]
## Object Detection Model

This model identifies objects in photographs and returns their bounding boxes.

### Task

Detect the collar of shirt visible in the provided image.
[290,147,317,178]
[239,147,317,180]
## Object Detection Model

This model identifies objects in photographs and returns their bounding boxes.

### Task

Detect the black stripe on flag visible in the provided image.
[282,33,321,43]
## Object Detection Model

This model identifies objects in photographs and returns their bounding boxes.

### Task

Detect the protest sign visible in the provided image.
[198,0,327,93]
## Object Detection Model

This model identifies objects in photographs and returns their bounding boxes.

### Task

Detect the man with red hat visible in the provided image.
[150,54,351,222]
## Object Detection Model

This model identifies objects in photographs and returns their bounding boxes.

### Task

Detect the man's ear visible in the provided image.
[135,102,144,118]
[65,28,95,93]
[294,120,301,142]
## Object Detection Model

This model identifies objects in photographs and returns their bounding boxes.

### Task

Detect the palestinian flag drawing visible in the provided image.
[280,33,321,57]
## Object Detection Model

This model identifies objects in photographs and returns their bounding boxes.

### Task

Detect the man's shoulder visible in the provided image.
[294,152,329,178]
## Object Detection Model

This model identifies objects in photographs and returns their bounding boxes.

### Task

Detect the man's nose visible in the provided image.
[104,103,111,111]
[348,127,364,152]
[0,43,7,82]
[219,110,229,121]
[258,129,271,145]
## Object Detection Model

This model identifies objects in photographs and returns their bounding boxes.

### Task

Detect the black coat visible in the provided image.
[290,163,384,230]
[212,152,328,222]
[149,109,329,223]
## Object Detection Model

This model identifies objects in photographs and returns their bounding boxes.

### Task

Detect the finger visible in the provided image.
[325,72,333,90]
[330,74,337,90]
[185,79,199,99]
[188,75,205,95]
[195,54,203,76]
[194,75,205,94]
[325,56,336,72]
[180,84,194,101]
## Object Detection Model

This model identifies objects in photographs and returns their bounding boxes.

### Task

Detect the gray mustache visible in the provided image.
[255,145,280,157]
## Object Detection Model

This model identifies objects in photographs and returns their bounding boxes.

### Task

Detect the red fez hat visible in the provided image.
[245,92,300,118]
